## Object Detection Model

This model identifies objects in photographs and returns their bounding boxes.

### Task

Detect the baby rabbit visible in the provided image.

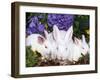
[43,30,58,59]
[51,25,89,62]
[26,33,52,59]
[50,25,73,60]
[81,35,90,55]
[66,34,89,62]
[66,37,82,62]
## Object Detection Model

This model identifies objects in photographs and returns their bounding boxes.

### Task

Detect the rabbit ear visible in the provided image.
[74,37,79,44]
[82,35,86,43]
[53,25,61,42]
[44,30,49,39]
[81,35,89,54]
[64,25,73,42]
[74,37,81,46]
[37,36,45,45]
[82,34,89,48]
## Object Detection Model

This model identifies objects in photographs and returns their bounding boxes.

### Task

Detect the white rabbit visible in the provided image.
[81,35,90,55]
[67,37,82,61]
[50,25,73,60]
[26,33,52,59]
[67,35,89,62]
[50,25,89,62]
[43,30,58,59]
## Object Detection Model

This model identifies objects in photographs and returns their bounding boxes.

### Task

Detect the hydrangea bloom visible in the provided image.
[26,13,74,36]
[37,14,45,19]
[38,23,45,32]
[26,16,45,36]
[47,14,74,31]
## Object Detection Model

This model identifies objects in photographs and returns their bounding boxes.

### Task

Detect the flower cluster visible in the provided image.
[26,13,74,36]
[47,14,74,31]
[26,15,45,36]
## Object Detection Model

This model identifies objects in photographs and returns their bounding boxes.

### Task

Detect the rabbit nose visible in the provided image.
[59,47,66,53]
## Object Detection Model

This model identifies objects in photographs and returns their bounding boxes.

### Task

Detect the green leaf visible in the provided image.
[26,46,41,67]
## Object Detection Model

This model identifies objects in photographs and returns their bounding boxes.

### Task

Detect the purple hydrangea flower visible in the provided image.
[26,16,45,36]
[38,14,45,19]
[26,28,32,35]
[26,27,38,35]
[47,14,74,31]
[38,23,45,32]
[29,16,39,24]
[26,13,74,36]
[28,21,36,28]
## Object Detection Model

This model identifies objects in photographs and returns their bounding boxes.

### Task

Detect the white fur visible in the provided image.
[81,35,90,55]
[51,25,89,61]
[51,25,73,60]
[26,25,90,62]
[26,34,51,58]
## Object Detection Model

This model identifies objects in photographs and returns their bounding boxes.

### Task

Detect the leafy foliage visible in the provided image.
[26,46,41,67]
[73,15,89,42]
[74,53,89,65]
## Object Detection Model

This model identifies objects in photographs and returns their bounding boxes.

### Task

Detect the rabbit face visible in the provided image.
[70,37,82,61]
[44,30,58,59]
[52,25,73,60]
[26,34,52,58]
[71,35,89,61]
[81,35,89,55]
[56,43,69,60]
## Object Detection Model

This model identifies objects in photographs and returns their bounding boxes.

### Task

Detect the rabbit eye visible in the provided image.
[82,47,84,49]
[45,45,48,48]
[66,48,67,50]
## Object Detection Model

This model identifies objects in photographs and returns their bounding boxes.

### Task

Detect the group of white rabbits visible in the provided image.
[26,25,89,64]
